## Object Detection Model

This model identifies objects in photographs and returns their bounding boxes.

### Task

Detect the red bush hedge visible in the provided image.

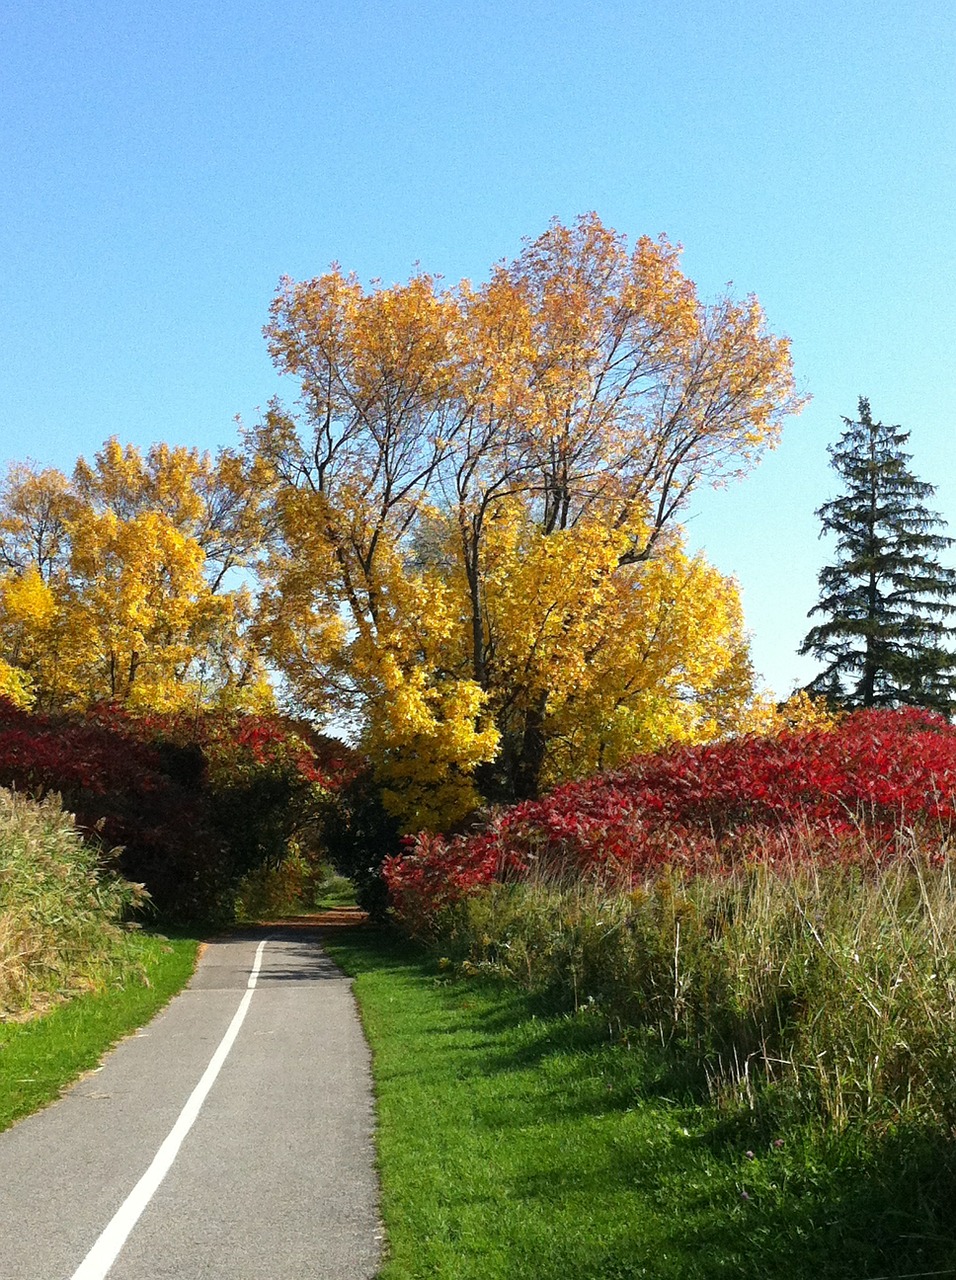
[384,709,956,931]
[0,700,357,921]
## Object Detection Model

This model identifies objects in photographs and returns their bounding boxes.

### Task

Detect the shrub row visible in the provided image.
[384,708,956,930]
[0,700,356,923]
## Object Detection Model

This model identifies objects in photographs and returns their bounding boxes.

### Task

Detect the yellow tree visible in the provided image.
[256,214,806,826]
[0,441,272,711]
[524,531,760,786]
[414,500,759,797]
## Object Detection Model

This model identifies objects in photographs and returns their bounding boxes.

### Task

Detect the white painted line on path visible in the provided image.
[70,938,270,1280]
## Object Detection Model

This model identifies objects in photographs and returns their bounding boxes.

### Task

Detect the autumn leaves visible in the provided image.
[256,215,803,826]
[0,442,272,713]
[0,215,804,831]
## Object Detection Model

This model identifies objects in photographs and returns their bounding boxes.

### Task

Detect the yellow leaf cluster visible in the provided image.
[480,512,760,784]
[0,658,34,709]
[0,440,272,713]
[741,689,840,737]
[365,661,498,833]
[254,213,807,823]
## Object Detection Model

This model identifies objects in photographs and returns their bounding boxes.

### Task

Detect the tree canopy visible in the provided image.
[0,440,272,712]
[254,214,805,826]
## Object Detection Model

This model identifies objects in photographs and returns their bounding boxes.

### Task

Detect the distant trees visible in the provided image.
[801,398,956,713]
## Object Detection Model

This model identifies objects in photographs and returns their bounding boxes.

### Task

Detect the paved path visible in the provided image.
[0,925,382,1279]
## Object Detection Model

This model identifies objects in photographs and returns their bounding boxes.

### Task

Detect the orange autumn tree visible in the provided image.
[0,440,272,711]
[254,214,805,829]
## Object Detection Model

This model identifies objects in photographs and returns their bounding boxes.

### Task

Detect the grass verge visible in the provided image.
[235,859,358,920]
[0,930,199,1133]
[418,857,956,1132]
[313,865,359,910]
[324,923,956,1280]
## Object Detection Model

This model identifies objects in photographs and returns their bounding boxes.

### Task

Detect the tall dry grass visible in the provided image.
[432,834,956,1130]
[0,788,146,1019]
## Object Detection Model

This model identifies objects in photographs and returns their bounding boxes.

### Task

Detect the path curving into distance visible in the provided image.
[0,923,382,1279]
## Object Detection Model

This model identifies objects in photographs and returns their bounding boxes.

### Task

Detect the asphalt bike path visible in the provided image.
[0,925,382,1279]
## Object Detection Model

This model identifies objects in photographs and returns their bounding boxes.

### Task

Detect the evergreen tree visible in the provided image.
[800,398,956,713]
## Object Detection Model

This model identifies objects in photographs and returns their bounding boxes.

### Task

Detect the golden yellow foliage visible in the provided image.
[0,658,34,709]
[532,533,760,784]
[256,213,806,826]
[365,661,498,833]
[742,689,841,737]
[0,440,272,713]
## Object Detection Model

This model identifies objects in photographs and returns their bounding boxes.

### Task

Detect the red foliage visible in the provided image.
[87,704,358,792]
[384,709,956,930]
[0,698,218,917]
[0,699,359,920]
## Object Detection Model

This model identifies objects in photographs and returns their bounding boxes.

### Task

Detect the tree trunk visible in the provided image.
[511,693,549,801]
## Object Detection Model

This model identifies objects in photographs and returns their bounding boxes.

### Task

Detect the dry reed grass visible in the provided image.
[0,788,146,1019]
[431,831,956,1130]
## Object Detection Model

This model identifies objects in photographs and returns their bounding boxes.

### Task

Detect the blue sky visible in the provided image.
[3,0,954,698]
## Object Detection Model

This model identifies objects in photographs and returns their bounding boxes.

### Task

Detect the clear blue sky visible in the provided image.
[3,0,954,699]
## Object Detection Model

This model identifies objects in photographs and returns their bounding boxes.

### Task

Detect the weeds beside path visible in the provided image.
[325,921,956,1280]
[0,931,200,1133]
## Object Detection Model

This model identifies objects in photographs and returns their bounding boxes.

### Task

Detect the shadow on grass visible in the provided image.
[324,924,956,1280]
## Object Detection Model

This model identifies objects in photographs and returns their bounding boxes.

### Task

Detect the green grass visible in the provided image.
[325,924,956,1280]
[313,866,359,909]
[0,930,199,1133]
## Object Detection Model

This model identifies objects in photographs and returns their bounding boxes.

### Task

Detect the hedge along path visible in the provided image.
[0,916,382,1280]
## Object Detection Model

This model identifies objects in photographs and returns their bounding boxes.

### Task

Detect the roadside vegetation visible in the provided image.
[326,924,956,1279]
[0,787,145,1019]
[0,930,198,1133]
[0,699,358,924]
[425,857,956,1131]
[384,708,956,1132]
[340,706,956,1272]
[0,784,200,1131]
[235,858,357,919]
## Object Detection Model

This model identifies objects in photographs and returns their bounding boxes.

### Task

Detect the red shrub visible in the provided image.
[0,700,359,921]
[0,699,221,919]
[384,709,956,931]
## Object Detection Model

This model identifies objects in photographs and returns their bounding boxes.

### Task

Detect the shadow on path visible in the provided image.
[193,911,373,988]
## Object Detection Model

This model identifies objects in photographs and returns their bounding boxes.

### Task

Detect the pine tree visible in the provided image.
[800,398,956,713]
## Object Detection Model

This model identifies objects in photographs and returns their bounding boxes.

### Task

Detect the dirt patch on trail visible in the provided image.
[256,907,370,932]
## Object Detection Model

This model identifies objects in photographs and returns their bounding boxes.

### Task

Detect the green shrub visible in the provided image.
[234,847,317,920]
[312,863,357,909]
[0,788,146,1018]
[320,767,401,918]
